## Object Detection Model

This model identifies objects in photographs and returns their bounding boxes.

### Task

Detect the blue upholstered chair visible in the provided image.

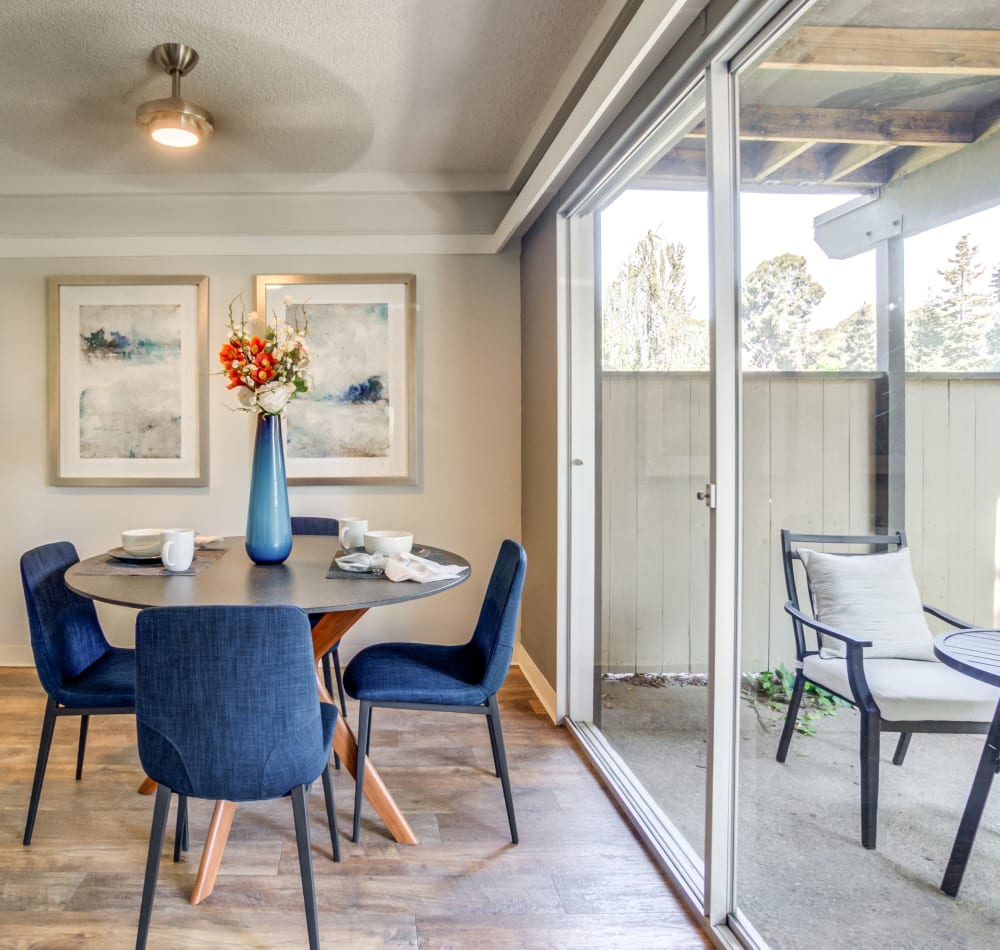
[344,539,527,844]
[291,517,348,716]
[134,605,340,950]
[19,541,136,846]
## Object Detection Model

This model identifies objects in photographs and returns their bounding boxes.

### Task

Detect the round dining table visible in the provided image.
[66,534,470,903]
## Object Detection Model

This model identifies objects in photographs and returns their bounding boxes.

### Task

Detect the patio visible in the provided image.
[600,676,1000,949]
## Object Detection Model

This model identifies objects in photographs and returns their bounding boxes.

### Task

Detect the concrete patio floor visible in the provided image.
[599,677,1000,950]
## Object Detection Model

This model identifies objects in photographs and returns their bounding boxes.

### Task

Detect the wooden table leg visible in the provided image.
[190,800,237,905]
[311,607,418,844]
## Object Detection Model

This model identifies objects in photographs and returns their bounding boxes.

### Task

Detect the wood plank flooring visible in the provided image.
[0,667,708,949]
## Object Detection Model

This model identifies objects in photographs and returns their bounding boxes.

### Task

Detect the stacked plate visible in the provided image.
[364,530,414,555]
[121,528,163,557]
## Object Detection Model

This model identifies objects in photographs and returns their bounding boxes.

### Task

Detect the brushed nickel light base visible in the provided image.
[136,43,215,148]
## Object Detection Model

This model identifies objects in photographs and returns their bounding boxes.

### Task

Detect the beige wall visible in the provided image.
[519,205,559,687]
[2,251,521,664]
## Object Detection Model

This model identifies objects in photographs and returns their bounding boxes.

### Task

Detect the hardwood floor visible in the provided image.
[0,667,708,949]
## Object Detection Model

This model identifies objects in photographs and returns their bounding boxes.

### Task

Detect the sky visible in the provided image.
[600,190,1000,330]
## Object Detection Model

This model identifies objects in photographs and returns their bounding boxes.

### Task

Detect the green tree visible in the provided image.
[814,304,876,371]
[741,253,825,370]
[986,264,1000,370]
[907,234,994,370]
[602,230,707,370]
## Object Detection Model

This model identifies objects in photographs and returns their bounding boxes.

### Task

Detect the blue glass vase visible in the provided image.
[245,413,292,565]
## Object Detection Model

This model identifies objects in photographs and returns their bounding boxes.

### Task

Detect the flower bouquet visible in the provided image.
[218,295,310,415]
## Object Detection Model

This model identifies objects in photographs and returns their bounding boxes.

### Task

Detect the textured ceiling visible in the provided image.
[0,0,610,183]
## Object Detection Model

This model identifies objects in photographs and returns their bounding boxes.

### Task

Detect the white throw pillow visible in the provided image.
[797,547,935,661]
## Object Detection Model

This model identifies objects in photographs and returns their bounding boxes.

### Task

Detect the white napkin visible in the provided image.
[335,551,468,583]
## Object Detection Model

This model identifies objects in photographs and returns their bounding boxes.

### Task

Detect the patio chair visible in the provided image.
[344,539,527,844]
[778,529,1000,849]
[19,541,136,846]
[133,604,340,950]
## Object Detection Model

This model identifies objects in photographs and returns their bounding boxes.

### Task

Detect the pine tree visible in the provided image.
[907,234,994,370]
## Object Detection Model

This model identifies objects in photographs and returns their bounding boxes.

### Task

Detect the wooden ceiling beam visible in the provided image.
[764,27,1000,75]
[822,143,897,182]
[687,105,975,145]
[643,146,887,187]
[749,140,815,181]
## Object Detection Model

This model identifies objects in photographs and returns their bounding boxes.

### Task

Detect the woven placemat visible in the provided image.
[76,547,228,577]
[325,545,450,580]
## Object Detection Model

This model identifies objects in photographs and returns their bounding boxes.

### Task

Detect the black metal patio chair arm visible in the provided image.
[922,604,975,630]
[783,601,874,648]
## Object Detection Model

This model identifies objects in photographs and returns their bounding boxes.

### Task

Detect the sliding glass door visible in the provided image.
[565,0,1000,946]
[595,93,711,862]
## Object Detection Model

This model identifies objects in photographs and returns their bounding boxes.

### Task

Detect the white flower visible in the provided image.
[245,310,265,336]
[255,381,295,414]
[236,386,257,410]
[282,295,294,306]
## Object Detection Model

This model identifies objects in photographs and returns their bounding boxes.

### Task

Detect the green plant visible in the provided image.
[748,663,849,736]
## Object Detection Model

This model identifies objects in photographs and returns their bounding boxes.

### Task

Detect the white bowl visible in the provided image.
[121,528,163,556]
[364,530,413,555]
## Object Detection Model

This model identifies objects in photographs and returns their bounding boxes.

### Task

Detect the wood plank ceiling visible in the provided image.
[647,26,1000,190]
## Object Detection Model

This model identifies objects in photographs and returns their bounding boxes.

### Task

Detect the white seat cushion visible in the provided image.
[803,654,1000,723]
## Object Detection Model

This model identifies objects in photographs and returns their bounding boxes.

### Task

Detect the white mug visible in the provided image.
[339,518,368,552]
[160,528,196,572]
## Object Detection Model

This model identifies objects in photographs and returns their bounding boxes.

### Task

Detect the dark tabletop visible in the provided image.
[934,629,1000,689]
[65,535,471,613]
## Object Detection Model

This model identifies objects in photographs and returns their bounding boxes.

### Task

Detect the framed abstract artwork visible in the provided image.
[48,275,209,486]
[255,274,417,485]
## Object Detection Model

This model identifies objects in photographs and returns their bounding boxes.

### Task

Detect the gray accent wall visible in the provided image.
[519,201,559,687]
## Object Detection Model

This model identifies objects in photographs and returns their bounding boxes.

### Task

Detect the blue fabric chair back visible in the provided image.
[135,605,331,802]
[20,541,112,702]
[291,516,340,536]
[469,540,528,697]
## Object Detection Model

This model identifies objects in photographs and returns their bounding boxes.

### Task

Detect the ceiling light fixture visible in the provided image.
[136,43,215,148]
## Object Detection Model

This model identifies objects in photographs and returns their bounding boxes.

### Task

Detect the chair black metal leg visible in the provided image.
[173,795,188,862]
[859,711,880,850]
[291,785,321,950]
[892,732,912,766]
[320,764,340,862]
[323,650,345,769]
[485,703,501,777]
[487,694,518,844]
[353,700,372,843]
[322,651,335,697]
[942,704,1000,896]
[24,697,58,846]
[136,784,172,950]
[363,703,374,756]
[332,648,348,720]
[76,715,90,780]
[776,670,806,763]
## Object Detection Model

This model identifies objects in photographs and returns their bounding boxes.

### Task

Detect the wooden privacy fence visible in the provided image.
[601,373,1000,674]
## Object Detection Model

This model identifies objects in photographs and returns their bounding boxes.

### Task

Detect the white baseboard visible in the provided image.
[513,643,558,724]
[0,645,35,667]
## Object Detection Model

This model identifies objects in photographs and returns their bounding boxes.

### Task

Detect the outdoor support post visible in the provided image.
[874,236,905,534]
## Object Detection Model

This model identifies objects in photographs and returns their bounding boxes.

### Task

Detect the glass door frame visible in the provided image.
[556,1,809,946]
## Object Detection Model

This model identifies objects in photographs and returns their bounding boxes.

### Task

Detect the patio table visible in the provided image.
[933,628,1000,896]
